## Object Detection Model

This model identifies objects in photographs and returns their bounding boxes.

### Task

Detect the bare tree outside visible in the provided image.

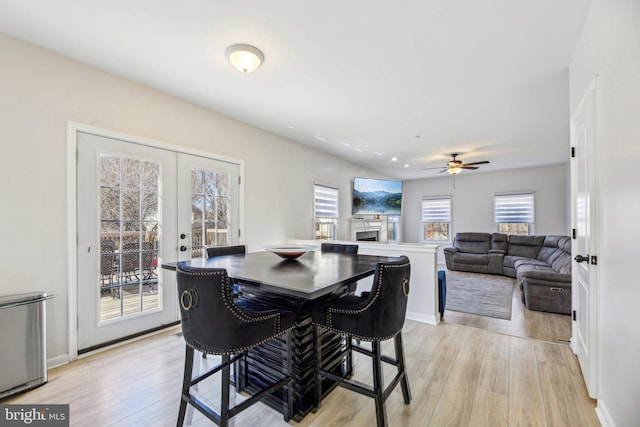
[100,156,159,244]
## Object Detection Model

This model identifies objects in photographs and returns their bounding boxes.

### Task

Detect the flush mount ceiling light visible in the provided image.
[226,44,264,73]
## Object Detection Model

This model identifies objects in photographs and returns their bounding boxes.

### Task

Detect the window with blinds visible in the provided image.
[494,193,534,235]
[421,197,452,242]
[314,184,339,240]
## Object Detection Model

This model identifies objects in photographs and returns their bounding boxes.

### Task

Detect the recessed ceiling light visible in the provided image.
[354,148,363,152]
[391,157,398,162]
[404,164,410,168]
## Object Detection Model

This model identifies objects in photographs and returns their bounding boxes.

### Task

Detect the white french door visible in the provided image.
[76,130,240,352]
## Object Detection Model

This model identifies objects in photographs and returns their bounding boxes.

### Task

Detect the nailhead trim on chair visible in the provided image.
[312,261,410,342]
[178,267,293,354]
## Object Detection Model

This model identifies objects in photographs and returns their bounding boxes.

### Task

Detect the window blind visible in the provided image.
[314,184,339,218]
[494,193,534,223]
[421,197,452,222]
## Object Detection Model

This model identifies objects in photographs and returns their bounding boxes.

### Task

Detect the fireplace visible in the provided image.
[356,230,379,242]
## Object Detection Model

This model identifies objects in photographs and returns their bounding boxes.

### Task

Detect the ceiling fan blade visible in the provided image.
[461,166,479,170]
[462,161,490,166]
[438,169,449,173]
[421,166,447,170]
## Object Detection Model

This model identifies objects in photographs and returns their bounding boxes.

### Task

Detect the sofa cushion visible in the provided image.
[454,232,491,254]
[503,255,531,271]
[453,253,489,265]
[513,258,549,270]
[506,235,545,258]
[537,235,567,263]
[502,255,530,278]
[551,254,572,275]
[545,249,565,267]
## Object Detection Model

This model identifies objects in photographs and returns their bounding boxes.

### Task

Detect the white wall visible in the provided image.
[0,33,381,361]
[570,1,640,425]
[401,164,570,245]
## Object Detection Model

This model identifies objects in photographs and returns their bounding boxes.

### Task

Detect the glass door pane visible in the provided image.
[190,168,231,257]
[99,155,160,321]
[178,153,239,262]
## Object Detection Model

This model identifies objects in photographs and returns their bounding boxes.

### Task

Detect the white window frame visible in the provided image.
[421,196,452,243]
[313,182,339,240]
[494,192,535,235]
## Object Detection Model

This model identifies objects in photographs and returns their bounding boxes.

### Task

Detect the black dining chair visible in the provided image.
[206,244,247,258]
[320,243,359,293]
[319,242,360,375]
[206,244,246,298]
[320,242,359,255]
[176,263,296,427]
[311,256,412,427]
[201,245,248,361]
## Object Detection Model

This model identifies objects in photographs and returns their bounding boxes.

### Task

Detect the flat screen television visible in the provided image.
[352,177,403,215]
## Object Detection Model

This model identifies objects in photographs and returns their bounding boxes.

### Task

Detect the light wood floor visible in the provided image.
[442,269,573,344]
[6,320,598,427]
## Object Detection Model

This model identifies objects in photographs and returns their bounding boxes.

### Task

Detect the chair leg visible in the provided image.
[220,354,231,427]
[394,333,412,404]
[313,326,322,411]
[372,341,388,427]
[285,329,295,421]
[345,335,353,377]
[234,353,244,393]
[177,346,195,427]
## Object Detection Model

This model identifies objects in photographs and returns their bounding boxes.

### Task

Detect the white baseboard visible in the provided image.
[47,353,70,370]
[406,311,439,325]
[595,399,615,427]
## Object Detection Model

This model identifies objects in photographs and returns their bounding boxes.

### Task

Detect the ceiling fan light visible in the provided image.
[226,44,264,73]
[448,167,462,175]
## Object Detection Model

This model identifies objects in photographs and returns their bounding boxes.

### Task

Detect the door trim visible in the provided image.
[66,121,245,360]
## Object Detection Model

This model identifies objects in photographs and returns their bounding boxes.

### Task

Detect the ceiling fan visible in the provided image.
[422,153,490,175]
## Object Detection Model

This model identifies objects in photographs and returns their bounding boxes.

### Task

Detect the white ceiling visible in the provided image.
[0,0,591,180]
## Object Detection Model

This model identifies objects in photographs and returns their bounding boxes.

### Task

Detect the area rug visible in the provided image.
[445,271,514,320]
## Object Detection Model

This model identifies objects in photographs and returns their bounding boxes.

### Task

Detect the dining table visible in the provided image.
[162,249,401,420]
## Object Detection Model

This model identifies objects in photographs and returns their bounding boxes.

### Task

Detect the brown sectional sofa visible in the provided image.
[443,232,572,315]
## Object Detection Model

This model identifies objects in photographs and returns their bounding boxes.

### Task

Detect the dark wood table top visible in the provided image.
[162,251,400,299]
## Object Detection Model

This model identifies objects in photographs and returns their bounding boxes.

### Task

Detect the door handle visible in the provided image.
[180,245,188,252]
[574,254,589,264]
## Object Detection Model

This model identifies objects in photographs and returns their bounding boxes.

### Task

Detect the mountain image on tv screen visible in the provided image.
[352,177,402,215]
